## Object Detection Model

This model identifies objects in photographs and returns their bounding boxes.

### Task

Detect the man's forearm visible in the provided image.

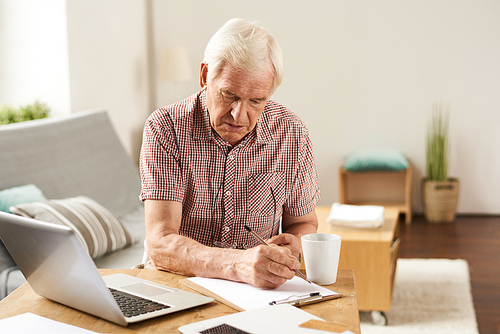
[147,233,243,280]
[283,221,318,239]
[281,210,318,239]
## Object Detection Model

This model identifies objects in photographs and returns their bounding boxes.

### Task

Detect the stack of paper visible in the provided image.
[327,203,384,228]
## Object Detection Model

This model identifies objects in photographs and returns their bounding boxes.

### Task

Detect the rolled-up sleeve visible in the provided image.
[284,129,321,217]
[139,111,184,202]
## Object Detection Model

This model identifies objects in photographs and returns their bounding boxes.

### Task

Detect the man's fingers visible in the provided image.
[267,233,293,245]
[239,245,302,288]
[267,233,301,259]
[246,264,289,289]
[265,244,299,270]
[254,245,298,274]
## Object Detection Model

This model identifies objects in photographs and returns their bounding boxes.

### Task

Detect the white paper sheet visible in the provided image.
[0,313,101,333]
[187,276,339,311]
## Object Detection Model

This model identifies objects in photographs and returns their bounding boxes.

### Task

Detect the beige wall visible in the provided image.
[66,0,151,165]
[2,0,500,213]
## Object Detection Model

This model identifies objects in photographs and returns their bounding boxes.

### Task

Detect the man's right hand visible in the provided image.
[231,244,300,289]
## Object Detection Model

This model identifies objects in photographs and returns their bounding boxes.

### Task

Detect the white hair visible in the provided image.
[203,18,284,94]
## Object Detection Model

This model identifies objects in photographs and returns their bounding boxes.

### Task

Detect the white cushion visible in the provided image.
[11,196,136,259]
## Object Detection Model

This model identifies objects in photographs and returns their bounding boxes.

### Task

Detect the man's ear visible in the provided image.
[199,63,208,89]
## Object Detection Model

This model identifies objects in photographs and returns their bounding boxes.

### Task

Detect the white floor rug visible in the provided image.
[360,258,479,334]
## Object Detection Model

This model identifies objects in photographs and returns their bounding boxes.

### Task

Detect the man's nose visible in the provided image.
[230,101,245,122]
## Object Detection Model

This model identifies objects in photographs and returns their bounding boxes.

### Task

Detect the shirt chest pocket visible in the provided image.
[247,172,286,217]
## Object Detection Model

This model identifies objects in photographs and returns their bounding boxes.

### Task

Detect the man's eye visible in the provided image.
[221,93,237,103]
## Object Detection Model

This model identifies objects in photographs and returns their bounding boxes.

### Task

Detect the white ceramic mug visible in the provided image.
[301,233,342,285]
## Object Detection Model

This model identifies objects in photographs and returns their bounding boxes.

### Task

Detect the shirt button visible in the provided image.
[228,155,234,160]
[225,190,232,196]
[224,226,230,232]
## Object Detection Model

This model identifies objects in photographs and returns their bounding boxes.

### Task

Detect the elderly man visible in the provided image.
[140,18,320,288]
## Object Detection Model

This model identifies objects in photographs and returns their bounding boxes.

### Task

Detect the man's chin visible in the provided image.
[221,132,247,146]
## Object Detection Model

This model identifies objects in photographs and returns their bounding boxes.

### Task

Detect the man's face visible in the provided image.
[200,63,273,146]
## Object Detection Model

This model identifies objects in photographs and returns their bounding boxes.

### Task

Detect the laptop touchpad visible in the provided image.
[123,283,174,296]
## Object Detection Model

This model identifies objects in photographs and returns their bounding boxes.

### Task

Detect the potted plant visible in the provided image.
[422,103,459,223]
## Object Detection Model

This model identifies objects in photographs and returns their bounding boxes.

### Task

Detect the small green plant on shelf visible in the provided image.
[0,100,51,125]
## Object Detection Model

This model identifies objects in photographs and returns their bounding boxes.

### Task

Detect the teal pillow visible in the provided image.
[0,184,48,213]
[343,149,409,172]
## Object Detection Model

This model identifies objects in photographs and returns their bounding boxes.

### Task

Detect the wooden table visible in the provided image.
[315,206,401,312]
[0,268,360,333]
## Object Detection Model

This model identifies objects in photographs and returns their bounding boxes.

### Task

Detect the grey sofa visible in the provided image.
[0,110,146,296]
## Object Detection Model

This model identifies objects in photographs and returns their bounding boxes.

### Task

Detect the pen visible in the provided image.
[243,225,312,284]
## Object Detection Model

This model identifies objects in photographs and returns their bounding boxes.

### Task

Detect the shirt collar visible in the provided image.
[256,107,273,144]
[192,90,212,141]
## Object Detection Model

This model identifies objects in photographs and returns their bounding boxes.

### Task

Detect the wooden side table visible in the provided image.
[315,206,401,316]
[338,164,413,224]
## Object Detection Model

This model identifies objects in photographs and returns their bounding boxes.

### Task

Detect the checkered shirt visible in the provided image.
[139,90,320,249]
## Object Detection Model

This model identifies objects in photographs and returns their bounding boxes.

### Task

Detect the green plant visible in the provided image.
[0,100,50,125]
[426,103,450,181]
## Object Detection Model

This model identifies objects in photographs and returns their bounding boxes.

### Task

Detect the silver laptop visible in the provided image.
[0,211,214,326]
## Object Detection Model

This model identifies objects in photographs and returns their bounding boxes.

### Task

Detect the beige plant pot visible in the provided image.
[422,178,459,223]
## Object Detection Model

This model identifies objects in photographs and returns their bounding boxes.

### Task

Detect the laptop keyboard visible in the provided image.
[109,288,171,318]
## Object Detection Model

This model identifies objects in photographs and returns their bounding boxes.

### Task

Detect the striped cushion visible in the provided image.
[10,196,136,259]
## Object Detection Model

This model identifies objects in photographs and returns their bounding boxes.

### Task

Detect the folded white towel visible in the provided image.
[327,203,384,228]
